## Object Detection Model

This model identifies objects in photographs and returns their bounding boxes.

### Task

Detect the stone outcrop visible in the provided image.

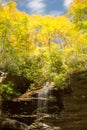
[2,83,63,125]
[1,71,87,130]
[59,71,87,130]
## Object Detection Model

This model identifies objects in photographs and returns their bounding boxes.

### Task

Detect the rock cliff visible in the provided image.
[1,71,87,130]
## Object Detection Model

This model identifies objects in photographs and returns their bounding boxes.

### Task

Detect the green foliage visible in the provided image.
[0,0,87,99]
[29,83,35,90]
[0,81,20,100]
[53,73,67,89]
[22,56,45,85]
[50,49,63,73]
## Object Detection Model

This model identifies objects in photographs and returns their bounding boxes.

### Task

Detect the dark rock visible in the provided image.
[1,71,87,130]
[11,115,36,125]
[0,117,28,130]
[28,121,61,130]
[2,73,31,93]
[2,100,37,115]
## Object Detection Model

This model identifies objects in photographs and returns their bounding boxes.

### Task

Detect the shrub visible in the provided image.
[0,81,20,100]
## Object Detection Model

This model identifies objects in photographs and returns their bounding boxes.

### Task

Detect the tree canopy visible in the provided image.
[0,1,87,99]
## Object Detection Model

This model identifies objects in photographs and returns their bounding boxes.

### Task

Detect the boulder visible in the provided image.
[0,117,28,130]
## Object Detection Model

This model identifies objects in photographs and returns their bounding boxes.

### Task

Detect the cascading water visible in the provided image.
[0,71,7,83]
[0,71,7,115]
[37,82,54,115]
[28,82,62,130]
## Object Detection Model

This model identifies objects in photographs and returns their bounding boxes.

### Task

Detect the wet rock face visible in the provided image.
[2,82,63,115]
[2,100,37,126]
[2,84,63,126]
[1,71,87,130]
[58,71,87,130]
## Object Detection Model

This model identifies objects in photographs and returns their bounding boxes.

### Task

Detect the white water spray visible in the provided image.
[37,82,54,114]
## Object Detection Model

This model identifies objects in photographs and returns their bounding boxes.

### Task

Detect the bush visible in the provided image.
[0,81,20,100]
[53,73,68,89]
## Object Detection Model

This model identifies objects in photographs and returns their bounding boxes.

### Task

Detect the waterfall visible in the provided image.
[0,71,7,83]
[37,82,54,115]
[0,71,7,116]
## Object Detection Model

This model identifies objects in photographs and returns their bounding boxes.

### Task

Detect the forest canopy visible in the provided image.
[0,0,87,99]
